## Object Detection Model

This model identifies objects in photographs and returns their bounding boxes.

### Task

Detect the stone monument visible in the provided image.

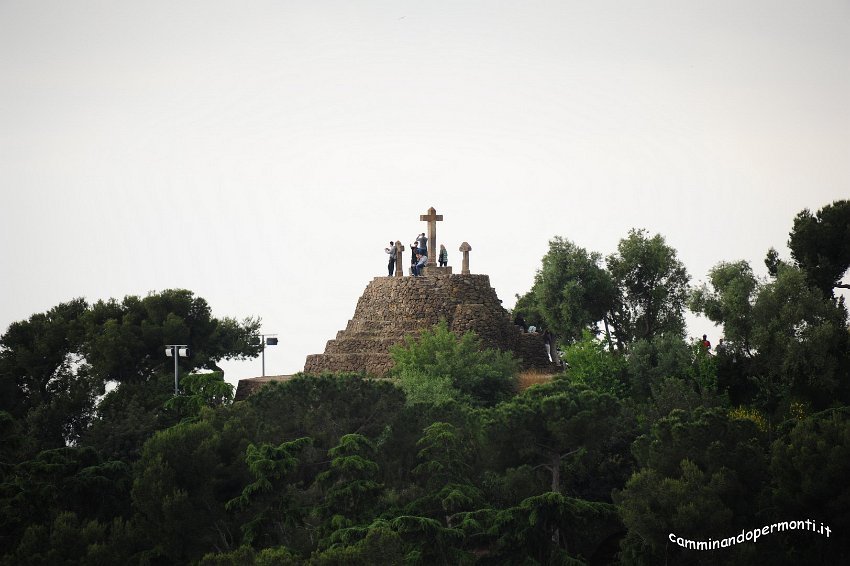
[235,207,558,398]
[394,241,405,277]
[459,242,472,275]
[419,206,443,267]
[301,207,553,377]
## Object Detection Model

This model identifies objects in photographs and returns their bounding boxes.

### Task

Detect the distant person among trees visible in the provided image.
[542,330,553,362]
[514,314,527,332]
[438,244,448,267]
[557,346,568,368]
[385,241,396,276]
[715,338,726,354]
[702,334,711,351]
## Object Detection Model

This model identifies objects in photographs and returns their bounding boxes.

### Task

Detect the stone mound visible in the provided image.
[303,273,554,376]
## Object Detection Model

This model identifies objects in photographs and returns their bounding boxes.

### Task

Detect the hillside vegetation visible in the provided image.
[1,201,849,565]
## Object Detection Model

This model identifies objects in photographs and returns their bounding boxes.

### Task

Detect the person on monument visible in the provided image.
[514,313,527,332]
[410,241,418,273]
[413,251,428,276]
[385,240,396,276]
[418,232,428,256]
[438,244,448,267]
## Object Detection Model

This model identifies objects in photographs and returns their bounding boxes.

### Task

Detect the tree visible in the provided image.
[315,434,383,530]
[309,523,407,565]
[0,291,260,456]
[689,260,759,355]
[616,407,768,565]
[80,374,180,463]
[691,258,850,413]
[561,330,628,398]
[769,410,850,563]
[410,422,482,527]
[527,237,617,344]
[487,380,621,495]
[606,229,690,346]
[788,200,850,296]
[0,298,99,450]
[0,446,133,564]
[389,322,519,408]
[626,336,719,403]
[163,371,235,421]
[224,437,313,549]
[246,373,407,450]
[83,289,261,384]
[461,492,621,565]
[132,420,249,562]
[511,290,546,334]
[749,265,850,412]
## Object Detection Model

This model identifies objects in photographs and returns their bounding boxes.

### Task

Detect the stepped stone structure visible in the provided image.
[302,273,553,376]
[234,207,556,399]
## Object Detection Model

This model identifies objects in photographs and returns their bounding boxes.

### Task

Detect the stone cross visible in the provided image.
[419,206,443,267]
[394,241,405,277]
[459,242,472,274]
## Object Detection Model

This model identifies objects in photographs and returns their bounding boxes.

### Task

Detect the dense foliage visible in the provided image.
[1,201,848,564]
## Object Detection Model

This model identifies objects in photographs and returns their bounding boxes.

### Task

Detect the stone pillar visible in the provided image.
[459,242,472,274]
[394,241,405,277]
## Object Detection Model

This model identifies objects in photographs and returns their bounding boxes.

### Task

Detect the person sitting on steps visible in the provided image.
[413,251,428,276]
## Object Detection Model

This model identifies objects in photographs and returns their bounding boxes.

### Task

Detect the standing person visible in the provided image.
[418,232,428,256]
[438,244,448,267]
[542,330,553,362]
[410,242,418,273]
[702,334,711,351]
[385,241,396,276]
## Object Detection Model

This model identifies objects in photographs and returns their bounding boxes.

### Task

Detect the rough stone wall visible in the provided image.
[303,273,554,376]
[234,375,294,401]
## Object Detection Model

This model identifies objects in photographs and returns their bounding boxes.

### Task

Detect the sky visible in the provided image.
[1,0,848,387]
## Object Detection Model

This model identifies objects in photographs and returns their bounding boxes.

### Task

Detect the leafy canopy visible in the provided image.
[389,322,519,407]
[527,237,617,343]
[606,229,691,346]
[788,199,850,296]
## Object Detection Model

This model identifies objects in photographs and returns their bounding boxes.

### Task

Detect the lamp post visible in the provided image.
[252,334,278,377]
[262,334,278,377]
[165,344,189,395]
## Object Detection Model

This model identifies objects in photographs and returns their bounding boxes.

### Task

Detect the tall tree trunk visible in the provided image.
[603,317,614,352]
[551,452,561,546]
[550,452,561,492]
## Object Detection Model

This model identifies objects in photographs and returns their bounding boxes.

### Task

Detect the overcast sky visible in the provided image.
[2,0,848,386]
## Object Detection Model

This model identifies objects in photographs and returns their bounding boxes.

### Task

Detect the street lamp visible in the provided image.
[251,334,278,377]
[165,344,189,395]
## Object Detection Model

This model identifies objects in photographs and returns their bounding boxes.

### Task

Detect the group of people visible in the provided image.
[700,334,725,355]
[384,233,448,276]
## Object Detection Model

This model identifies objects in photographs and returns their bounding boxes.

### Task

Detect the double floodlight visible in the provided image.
[165,346,190,357]
[165,344,190,395]
[253,333,278,376]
